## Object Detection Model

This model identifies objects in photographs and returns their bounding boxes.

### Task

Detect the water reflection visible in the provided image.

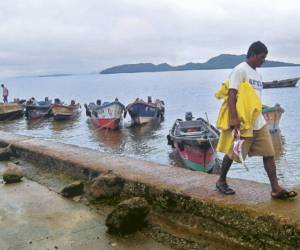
[128,121,162,139]
[271,131,285,160]
[51,119,81,132]
[87,121,125,151]
[0,116,26,135]
[125,121,163,156]
[25,118,52,130]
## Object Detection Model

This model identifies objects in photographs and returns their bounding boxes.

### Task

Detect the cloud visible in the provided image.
[0,0,299,77]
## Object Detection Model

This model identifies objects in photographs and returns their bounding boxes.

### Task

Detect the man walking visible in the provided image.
[216,41,297,199]
[1,84,8,103]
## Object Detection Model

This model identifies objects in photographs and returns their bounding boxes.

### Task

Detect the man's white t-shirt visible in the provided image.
[3,87,8,97]
[229,62,265,130]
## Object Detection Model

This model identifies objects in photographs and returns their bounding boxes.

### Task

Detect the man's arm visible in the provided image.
[228,89,239,131]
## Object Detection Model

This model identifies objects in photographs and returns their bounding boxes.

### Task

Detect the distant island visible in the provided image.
[39,73,73,78]
[100,54,300,74]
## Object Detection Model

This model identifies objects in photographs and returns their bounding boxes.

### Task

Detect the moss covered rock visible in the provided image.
[105,197,150,235]
[61,181,84,198]
[3,162,23,184]
[88,173,124,199]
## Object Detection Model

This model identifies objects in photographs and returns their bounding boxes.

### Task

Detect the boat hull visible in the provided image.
[127,102,164,125]
[53,114,78,121]
[263,78,299,89]
[174,142,216,173]
[91,117,121,129]
[0,103,24,121]
[25,106,52,120]
[0,110,24,121]
[133,116,156,124]
[262,105,284,133]
[168,117,219,173]
[52,104,81,121]
[26,110,51,119]
[86,101,124,129]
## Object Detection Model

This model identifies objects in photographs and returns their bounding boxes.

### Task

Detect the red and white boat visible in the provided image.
[84,99,125,129]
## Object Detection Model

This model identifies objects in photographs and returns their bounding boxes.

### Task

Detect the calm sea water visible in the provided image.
[1,67,300,187]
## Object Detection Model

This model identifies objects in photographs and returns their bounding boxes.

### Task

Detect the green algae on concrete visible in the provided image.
[0,131,300,249]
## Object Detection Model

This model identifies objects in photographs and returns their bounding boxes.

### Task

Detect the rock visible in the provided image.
[88,173,124,199]
[0,144,12,161]
[105,197,150,235]
[2,162,23,184]
[60,181,84,198]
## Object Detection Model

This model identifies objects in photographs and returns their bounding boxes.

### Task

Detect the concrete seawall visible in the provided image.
[0,131,299,249]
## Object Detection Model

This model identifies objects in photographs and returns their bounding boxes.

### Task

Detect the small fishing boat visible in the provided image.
[263,77,299,89]
[52,99,81,121]
[25,97,53,120]
[262,104,284,133]
[167,112,219,173]
[0,102,24,121]
[126,96,165,125]
[84,98,125,129]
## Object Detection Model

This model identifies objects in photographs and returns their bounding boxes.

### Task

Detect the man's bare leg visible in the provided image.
[263,156,284,195]
[216,155,235,194]
[217,155,233,184]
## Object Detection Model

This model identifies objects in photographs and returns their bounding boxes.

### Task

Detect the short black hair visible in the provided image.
[1,84,3,87]
[246,41,268,58]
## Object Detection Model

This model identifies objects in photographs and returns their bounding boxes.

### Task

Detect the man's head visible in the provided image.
[1,84,4,88]
[246,41,268,68]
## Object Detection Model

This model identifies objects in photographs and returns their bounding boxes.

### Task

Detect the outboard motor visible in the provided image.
[96,99,101,106]
[54,98,60,104]
[185,112,193,121]
[84,104,91,117]
[147,96,152,103]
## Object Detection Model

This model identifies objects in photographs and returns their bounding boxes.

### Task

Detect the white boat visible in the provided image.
[262,104,284,133]
[85,99,125,129]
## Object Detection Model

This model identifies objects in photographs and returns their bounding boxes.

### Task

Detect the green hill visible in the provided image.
[100,54,300,74]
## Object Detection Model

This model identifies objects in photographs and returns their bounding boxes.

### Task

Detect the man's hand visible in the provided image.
[230,117,240,130]
[230,117,240,139]
[228,88,240,139]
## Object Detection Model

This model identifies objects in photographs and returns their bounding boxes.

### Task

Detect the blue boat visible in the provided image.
[126,96,165,125]
[25,97,53,120]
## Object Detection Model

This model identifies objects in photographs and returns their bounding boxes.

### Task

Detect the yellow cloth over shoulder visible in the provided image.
[215,80,262,155]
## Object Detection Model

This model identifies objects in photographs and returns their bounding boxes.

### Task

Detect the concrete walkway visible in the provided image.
[0,131,300,249]
[0,162,170,250]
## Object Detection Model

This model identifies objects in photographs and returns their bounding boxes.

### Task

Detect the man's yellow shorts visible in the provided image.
[228,125,275,162]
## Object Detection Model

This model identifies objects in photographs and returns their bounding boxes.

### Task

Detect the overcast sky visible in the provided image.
[0,0,299,77]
